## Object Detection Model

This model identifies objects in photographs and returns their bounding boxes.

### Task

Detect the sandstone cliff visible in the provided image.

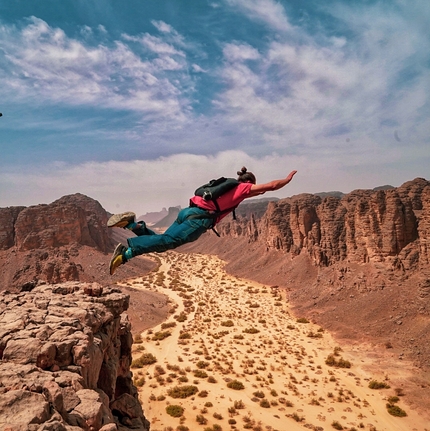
[224,178,429,270]
[0,194,156,291]
[0,282,149,431]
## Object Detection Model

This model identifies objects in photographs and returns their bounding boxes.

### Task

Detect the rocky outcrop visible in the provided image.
[8,194,111,253]
[0,282,149,431]
[218,178,430,271]
[0,194,119,290]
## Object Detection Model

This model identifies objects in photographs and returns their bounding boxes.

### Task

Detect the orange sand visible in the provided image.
[120,251,429,431]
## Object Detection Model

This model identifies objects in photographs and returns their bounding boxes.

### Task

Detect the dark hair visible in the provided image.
[237,166,256,184]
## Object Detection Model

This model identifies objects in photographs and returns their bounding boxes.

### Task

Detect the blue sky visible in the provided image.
[0,0,429,216]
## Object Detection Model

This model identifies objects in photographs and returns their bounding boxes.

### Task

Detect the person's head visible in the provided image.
[237,166,256,184]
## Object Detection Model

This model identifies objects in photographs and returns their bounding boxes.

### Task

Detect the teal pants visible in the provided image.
[127,207,213,256]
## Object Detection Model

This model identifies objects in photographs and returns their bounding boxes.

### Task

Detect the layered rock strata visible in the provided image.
[220,178,430,272]
[0,282,149,431]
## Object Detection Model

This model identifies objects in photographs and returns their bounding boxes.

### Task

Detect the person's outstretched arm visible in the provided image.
[247,170,297,198]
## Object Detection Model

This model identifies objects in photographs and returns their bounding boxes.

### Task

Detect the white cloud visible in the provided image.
[0,17,193,123]
[226,0,292,32]
[0,148,424,218]
[214,0,430,158]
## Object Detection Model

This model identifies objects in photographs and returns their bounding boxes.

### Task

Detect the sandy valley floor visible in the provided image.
[119,251,429,431]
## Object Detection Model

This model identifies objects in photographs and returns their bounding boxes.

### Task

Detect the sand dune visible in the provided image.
[120,251,429,431]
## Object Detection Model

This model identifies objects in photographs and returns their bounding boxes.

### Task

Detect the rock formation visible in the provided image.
[0,282,149,431]
[0,194,156,291]
[181,178,430,369]
[219,178,430,272]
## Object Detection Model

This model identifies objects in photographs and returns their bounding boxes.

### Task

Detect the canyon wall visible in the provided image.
[224,178,430,273]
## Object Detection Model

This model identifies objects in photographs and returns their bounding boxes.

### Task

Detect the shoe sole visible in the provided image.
[109,243,126,275]
[107,212,136,228]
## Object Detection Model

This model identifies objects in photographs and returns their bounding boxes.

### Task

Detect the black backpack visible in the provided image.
[193,177,240,235]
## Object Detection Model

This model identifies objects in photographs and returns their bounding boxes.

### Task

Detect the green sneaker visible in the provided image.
[107,212,136,228]
[109,243,127,275]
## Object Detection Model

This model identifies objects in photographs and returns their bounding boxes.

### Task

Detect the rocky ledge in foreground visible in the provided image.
[0,282,149,431]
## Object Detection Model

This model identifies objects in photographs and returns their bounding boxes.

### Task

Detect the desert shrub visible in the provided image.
[213,412,223,420]
[161,321,177,329]
[133,333,143,344]
[290,412,304,422]
[228,419,237,425]
[179,332,192,339]
[157,395,166,401]
[243,327,259,334]
[221,320,234,327]
[204,402,213,407]
[386,403,407,417]
[369,380,390,389]
[270,389,278,397]
[167,385,199,399]
[133,377,145,387]
[196,360,210,369]
[166,404,184,417]
[387,396,400,403]
[175,312,187,322]
[155,365,166,375]
[331,420,344,430]
[307,331,323,338]
[227,380,245,390]
[253,391,265,398]
[325,354,351,368]
[131,353,157,368]
[259,399,270,408]
[207,376,217,383]
[233,334,244,340]
[233,400,245,409]
[194,369,208,378]
[296,317,309,323]
[198,390,209,398]
[196,414,208,425]
[152,331,171,341]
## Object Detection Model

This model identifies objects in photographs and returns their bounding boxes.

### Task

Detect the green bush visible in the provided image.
[369,380,390,389]
[167,385,199,398]
[131,353,157,368]
[194,369,208,378]
[152,331,171,341]
[227,380,245,390]
[161,321,177,329]
[165,404,184,417]
[386,403,407,417]
[325,354,351,368]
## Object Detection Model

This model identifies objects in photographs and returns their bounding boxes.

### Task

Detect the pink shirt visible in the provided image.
[190,182,253,224]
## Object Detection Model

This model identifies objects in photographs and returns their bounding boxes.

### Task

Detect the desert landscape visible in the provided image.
[120,251,429,431]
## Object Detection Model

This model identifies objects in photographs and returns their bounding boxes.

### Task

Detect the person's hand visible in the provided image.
[287,170,297,182]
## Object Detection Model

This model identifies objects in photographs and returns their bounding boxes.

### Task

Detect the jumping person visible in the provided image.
[108,167,297,275]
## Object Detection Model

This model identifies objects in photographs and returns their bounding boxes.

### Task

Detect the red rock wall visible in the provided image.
[0,193,110,253]
[219,178,429,272]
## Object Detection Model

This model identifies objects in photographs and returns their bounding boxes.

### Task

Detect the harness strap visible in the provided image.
[188,202,238,237]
